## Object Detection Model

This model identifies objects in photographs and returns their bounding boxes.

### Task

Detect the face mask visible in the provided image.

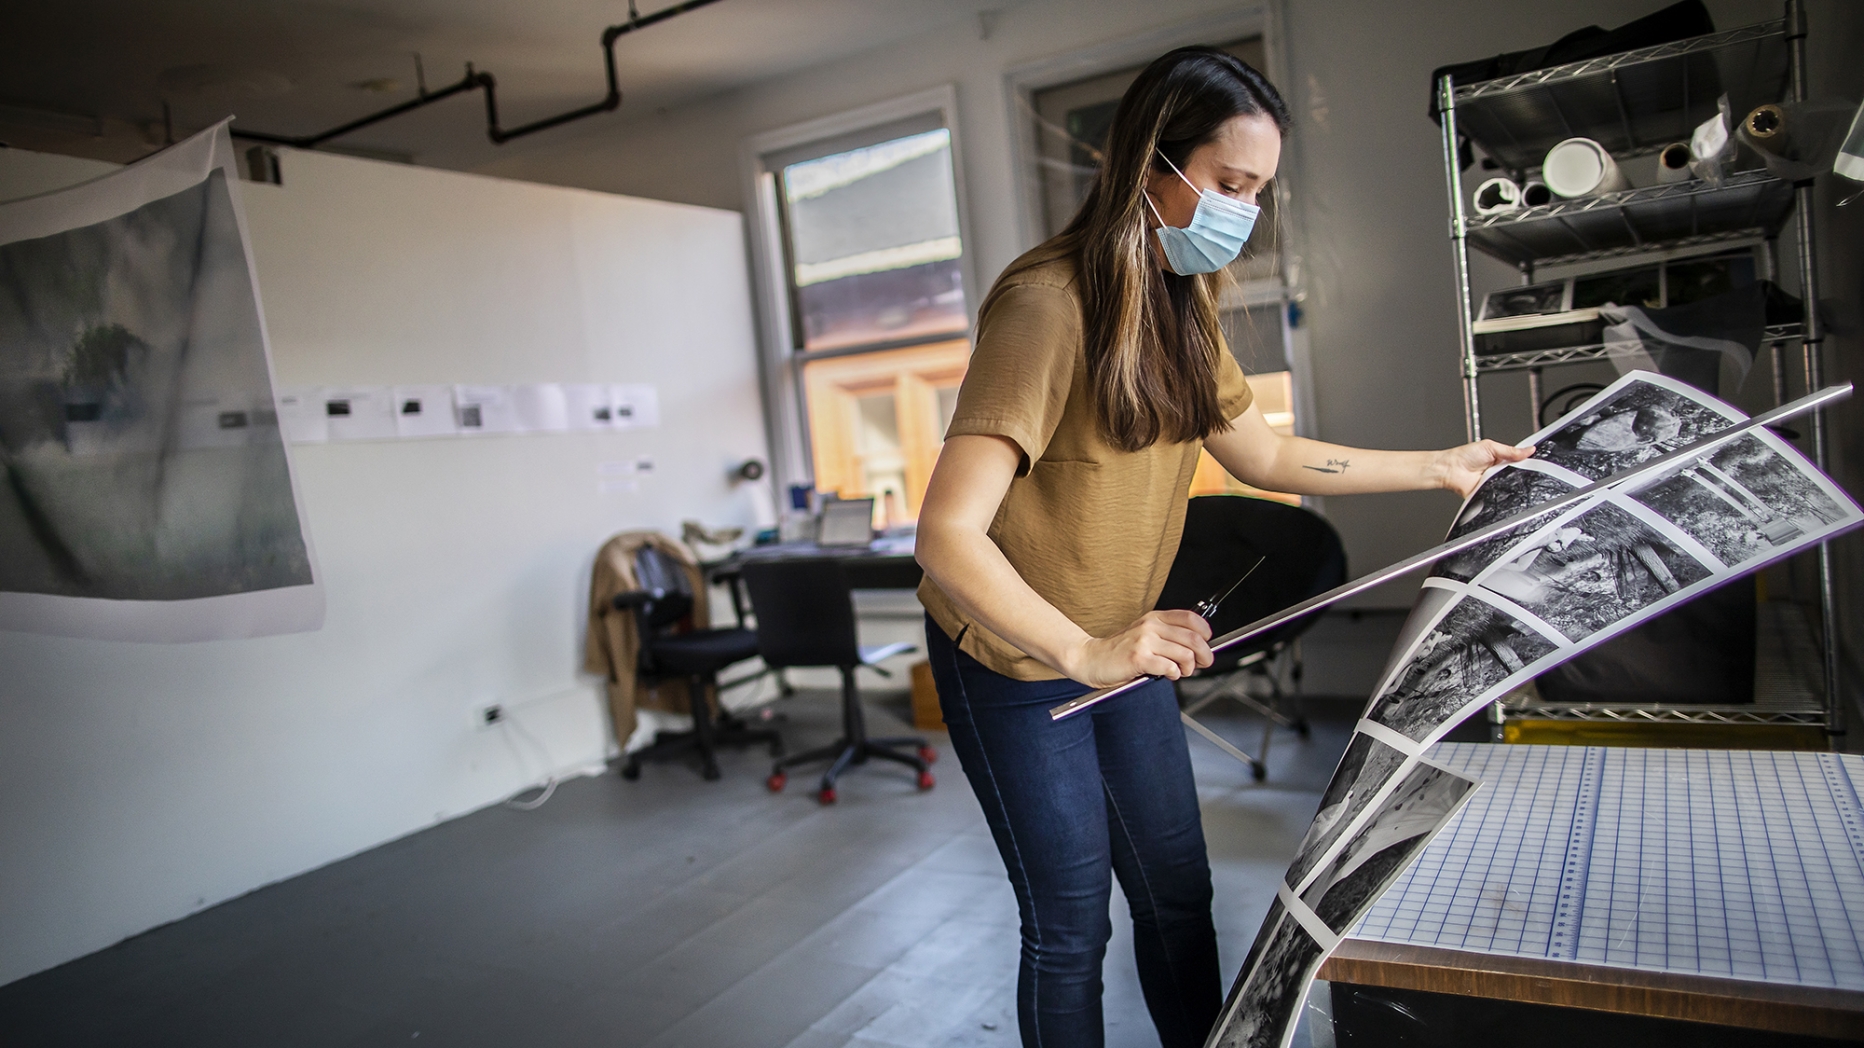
[1144,152,1261,276]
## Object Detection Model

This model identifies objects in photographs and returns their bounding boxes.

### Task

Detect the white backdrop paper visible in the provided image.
[0,123,323,641]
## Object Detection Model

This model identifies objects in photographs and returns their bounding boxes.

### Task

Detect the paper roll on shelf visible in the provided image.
[1655,142,1692,184]
[1542,137,1629,198]
[1744,104,1788,156]
[1520,181,1551,207]
[1472,176,1522,215]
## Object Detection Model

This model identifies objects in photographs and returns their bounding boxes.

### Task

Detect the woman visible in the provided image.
[914,47,1530,1048]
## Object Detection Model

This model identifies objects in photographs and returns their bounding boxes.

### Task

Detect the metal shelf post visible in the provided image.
[1784,0,1842,739]
[1439,74,1482,442]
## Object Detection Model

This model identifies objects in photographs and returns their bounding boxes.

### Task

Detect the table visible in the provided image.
[1320,743,1864,1041]
[705,536,922,621]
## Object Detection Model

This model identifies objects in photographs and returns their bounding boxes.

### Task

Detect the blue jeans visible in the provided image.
[926,616,1219,1048]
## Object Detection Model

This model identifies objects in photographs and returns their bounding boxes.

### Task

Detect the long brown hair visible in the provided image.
[1004,47,1289,452]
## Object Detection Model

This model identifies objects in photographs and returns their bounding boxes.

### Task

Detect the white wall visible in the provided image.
[471,0,1817,606]
[0,147,769,986]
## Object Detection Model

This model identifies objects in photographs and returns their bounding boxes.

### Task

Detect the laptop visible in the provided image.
[817,497,876,548]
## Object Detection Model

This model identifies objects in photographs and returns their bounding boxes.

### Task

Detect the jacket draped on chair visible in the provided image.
[584,530,715,744]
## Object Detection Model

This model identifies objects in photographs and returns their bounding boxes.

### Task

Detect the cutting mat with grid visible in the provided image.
[1351,743,1864,989]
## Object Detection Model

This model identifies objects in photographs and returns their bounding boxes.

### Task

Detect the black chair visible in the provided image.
[739,557,935,804]
[615,545,783,781]
[1155,495,1347,781]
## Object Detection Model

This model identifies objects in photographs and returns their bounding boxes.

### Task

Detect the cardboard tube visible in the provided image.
[1521,180,1552,206]
[1745,104,1789,156]
[1656,141,1693,183]
[1543,137,1630,197]
[1473,176,1523,215]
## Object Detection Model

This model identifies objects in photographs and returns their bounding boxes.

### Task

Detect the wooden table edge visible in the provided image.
[1320,937,1864,1040]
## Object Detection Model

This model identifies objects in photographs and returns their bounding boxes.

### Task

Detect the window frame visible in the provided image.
[740,85,979,498]
[1000,5,1320,447]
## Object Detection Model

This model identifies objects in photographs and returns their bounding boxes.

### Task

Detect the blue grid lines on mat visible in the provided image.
[1348,744,1864,992]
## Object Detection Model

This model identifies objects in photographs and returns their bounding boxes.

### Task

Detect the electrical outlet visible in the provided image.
[477,703,505,729]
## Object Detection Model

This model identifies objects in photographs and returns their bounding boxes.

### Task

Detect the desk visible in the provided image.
[706,537,922,620]
[1320,743,1864,1040]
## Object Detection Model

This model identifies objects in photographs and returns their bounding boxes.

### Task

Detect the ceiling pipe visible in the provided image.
[230,0,727,150]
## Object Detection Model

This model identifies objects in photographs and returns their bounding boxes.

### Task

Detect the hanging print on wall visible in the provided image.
[0,122,322,641]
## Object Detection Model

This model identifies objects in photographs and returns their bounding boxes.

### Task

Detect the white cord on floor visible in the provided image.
[504,776,558,810]
[498,711,561,811]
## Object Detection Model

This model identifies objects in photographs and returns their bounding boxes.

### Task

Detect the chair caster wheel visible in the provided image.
[918,770,936,791]
[621,762,641,781]
[767,772,787,793]
[918,746,938,765]
[818,787,838,805]
[1251,763,1267,783]
[703,764,722,781]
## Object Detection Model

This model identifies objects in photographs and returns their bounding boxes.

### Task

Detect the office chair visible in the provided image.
[739,557,935,804]
[1156,495,1347,781]
[615,545,783,781]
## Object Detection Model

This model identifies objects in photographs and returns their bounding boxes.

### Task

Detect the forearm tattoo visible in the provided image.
[1303,458,1350,474]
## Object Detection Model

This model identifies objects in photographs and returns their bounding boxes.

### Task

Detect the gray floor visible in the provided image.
[0,685,1354,1048]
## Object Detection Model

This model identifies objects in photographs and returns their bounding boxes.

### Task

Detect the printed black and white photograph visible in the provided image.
[0,160,311,604]
[1433,502,1558,584]
[1527,372,1740,482]
[1373,584,1459,691]
[1476,502,1715,643]
[1210,905,1325,1048]
[1430,460,1579,587]
[1629,432,1855,571]
[1365,596,1559,743]
[1299,760,1478,934]
[1284,733,1411,892]
[1446,467,1577,542]
[1214,898,1288,1045]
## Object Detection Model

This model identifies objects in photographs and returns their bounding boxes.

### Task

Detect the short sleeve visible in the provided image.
[1215,347,1255,421]
[944,283,1080,474]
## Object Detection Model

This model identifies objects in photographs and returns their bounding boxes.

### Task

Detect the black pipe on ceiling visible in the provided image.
[231,0,726,150]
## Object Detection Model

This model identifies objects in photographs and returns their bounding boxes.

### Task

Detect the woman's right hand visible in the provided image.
[1062,610,1214,687]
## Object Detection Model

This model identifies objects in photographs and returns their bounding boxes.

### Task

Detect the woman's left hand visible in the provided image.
[1431,440,1535,500]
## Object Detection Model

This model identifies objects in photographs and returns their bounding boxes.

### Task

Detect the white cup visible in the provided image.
[1542,138,1630,197]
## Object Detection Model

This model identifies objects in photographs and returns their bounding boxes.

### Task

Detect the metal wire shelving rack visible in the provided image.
[1434,0,1842,741]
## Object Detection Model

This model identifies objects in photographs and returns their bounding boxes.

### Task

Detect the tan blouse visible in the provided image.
[918,251,1254,680]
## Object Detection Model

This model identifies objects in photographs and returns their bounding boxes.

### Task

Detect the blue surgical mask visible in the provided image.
[1145,153,1260,276]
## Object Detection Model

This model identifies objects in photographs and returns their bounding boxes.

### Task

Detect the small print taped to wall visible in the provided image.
[275,382,659,442]
[321,386,396,441]
[0,122,324,642]
[391,384,459,438]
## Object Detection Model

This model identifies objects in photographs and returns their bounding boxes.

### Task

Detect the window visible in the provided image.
[751,95,973,526]
[777,128,968,352]
[1025,37,1303,503]
[801,340,969,528]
